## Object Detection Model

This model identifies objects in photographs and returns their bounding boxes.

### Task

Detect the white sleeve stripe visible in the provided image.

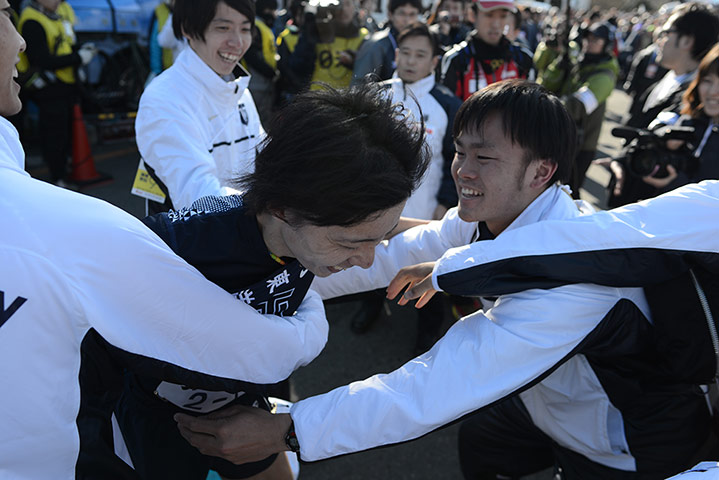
[573,86,599,115]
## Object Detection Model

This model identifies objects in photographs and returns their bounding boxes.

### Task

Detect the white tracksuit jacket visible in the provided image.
[0,118,326,479]
[381,73,458,219]
[302,182,719,474]
[136,47,264,210]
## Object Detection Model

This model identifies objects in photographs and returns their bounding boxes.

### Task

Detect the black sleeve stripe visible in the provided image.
[437,247,719,297]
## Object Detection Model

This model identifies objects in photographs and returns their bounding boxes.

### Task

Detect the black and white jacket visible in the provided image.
[302,182,718,476]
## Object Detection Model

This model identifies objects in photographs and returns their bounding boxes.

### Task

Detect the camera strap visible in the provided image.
[693,122,715,158]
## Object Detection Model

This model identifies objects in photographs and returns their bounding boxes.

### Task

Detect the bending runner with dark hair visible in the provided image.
[112,82,430,480]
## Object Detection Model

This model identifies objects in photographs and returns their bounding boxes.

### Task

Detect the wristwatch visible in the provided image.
[284,420,300,453]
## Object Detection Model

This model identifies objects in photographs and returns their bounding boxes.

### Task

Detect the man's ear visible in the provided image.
[395,47,400,64]
[529,158,557,189]
[431,54,439,71]
[270,208,288,223]
[181,26,192,42]
[679,34,694,53]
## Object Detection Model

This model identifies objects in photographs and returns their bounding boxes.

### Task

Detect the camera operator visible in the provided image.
[636,43,719,196]
[429,0,471,49]
[606,3,719,207]
[284,0,367,90]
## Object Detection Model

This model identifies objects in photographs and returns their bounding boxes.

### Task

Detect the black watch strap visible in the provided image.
[284,420,300,453]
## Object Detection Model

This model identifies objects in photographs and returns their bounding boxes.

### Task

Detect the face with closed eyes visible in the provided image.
[185,1,253,76]
[274,202,405,277]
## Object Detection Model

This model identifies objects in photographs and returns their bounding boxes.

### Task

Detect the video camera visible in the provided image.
[611,125,695,177]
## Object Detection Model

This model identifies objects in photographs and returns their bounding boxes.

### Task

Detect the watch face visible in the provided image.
[286,434,300,453]
[285,424,300,452]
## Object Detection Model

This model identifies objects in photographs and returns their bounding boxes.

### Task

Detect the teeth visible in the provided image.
[461,187,482,197]
[219,52,240,62]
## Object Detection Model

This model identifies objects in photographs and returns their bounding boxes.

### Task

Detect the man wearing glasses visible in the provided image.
[608,2,719,206]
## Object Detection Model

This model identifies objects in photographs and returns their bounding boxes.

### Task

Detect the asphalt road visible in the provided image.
[24,89,631,480]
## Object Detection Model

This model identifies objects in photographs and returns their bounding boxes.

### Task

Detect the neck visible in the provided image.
[256,212,292,258]
[672,58,698,76]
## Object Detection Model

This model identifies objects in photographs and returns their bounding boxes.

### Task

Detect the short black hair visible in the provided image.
[173,0,255,41]
[239,83,430,227]
[389,0,422,15]
[452,80,575,185]
[397,21,441,56]
[671,3,719,61]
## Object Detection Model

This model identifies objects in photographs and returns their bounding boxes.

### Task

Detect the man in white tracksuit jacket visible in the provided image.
[381,22,462,221]
[0,111,327,478]
[175,81,716,479]
[136,0,264,212]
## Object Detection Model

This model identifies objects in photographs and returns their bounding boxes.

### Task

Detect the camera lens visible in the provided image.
[628,148,659,177]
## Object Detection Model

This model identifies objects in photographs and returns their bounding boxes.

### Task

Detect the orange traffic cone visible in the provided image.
[69,104,111,186]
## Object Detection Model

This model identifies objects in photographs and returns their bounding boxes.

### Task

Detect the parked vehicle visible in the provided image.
[69,0,160,112]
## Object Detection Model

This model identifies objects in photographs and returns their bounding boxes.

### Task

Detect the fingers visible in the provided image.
[386,269,414,300]
[414,289,437,309]
[387,262,435,306]
[405,275,437,308]
[592,156,612,167]
[176,418,220,455]
[174,412,218,435]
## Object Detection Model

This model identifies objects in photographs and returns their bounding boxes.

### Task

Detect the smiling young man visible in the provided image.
[440,0,534,100]
[175,80,714,479]
[0,1,23,117]
[135,0,264,213]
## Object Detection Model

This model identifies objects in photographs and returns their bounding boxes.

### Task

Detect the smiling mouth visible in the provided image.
[219,52,241,63]
[327,265,346,274]
[460,187,483,197]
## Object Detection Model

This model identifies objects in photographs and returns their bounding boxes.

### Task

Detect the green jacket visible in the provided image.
[538,48,619,152]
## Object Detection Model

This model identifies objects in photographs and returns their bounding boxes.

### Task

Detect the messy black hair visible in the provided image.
[239,83,430,226]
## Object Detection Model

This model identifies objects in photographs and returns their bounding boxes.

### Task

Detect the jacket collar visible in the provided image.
[389,72,435,101]
[176,47,251,106]
[0,117,27,175]
[502,184,587,235]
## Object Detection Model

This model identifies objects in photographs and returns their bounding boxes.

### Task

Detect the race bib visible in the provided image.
[155,382,244,413]
[131,159,166,203]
